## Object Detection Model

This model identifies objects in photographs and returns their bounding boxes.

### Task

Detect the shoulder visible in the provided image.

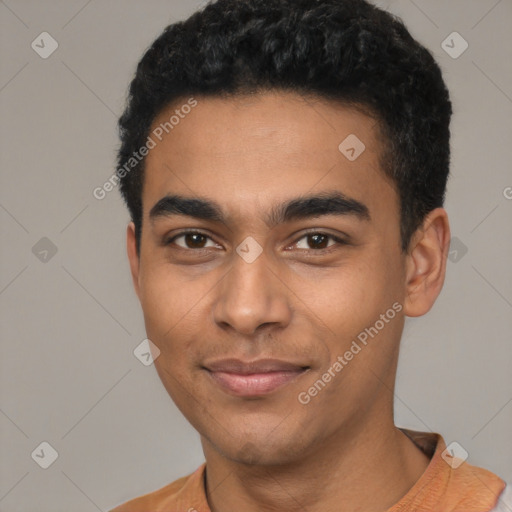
[109,464,207,512]
[490,483,512,512]
[448,462,507,510]
[393,429,507,511]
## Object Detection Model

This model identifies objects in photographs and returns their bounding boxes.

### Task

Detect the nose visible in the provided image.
[212,247,292,336]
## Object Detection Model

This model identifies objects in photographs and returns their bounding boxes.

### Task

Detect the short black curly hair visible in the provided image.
[117,0,452,253]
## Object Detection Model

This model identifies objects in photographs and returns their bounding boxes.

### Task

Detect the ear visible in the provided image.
[403,208,451,317]
[126,222,141,299]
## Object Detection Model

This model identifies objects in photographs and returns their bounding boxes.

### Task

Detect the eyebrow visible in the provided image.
[149,191,371,227]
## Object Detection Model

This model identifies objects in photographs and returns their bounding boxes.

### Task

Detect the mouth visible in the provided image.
[203,358,310,397]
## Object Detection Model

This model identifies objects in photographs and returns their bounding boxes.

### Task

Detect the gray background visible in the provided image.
[0,0,511,510]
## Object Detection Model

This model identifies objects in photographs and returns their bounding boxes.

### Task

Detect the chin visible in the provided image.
[206,427,313,467]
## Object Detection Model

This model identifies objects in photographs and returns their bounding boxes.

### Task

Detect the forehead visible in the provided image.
[142,91,396,223]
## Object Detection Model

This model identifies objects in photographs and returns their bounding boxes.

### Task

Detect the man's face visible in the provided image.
[129,92,409,465]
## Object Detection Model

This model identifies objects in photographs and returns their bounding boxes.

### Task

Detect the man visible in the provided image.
[110,0,510,510]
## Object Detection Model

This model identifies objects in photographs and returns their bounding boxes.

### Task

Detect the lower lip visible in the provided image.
[206,370,306,397]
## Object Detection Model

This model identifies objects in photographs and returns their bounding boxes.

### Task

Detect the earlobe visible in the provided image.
[126,222,141,299]
[403,208,451,317]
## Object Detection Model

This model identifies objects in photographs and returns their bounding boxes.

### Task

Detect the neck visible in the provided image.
[202,413,430,512]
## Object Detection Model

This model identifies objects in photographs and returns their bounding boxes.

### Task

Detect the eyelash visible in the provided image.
[164,229,348,253]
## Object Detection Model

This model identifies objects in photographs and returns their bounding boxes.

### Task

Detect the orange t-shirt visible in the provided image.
[110,429,506,512]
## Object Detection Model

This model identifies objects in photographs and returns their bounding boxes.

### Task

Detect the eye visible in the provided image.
[167,231,220,250]
[294,232,345,250]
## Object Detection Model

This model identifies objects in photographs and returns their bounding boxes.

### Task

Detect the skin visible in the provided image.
[127,91,451,512]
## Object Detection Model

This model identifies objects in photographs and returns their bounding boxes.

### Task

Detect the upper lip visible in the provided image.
[204,358,309,375]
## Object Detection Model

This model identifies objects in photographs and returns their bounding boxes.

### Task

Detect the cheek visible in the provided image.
[137,264,216,374]
[139,279,180,338]
[290,254,402,364]
[138,263,201,329]
[291,259,383,325]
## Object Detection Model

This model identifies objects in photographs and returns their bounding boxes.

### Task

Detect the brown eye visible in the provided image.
[308,234,329,249]
[184,233,207,248]
[295,233,340,250]
[168,232,218,249]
